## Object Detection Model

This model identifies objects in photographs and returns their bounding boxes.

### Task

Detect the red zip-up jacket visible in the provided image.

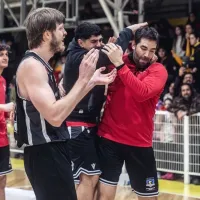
[98,54,168,147]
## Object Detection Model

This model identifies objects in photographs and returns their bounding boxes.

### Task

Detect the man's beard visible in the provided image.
[183,95,191,101]
[133,50,151,71]
[50,33,62,53]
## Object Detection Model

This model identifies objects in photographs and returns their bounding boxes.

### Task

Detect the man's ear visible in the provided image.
[43,31,51,42]
[78,39,84,48]
[131,41,136,50]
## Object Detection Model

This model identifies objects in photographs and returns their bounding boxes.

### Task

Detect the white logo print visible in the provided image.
[71,161,74,171]
[91,163,96,169]
[79,109,84,114]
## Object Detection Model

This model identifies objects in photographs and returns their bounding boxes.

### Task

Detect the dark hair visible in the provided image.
[180,83,193,93]
[175,25,185,37]
[0,44,10,52]
[180,83,196,100]
[134,27,159,46]
[180,83,194,94]
[190,31,200,39]
[183,72,193,79]
[25,8,65,49]
[185,23,194,30]
[74,22,101,41]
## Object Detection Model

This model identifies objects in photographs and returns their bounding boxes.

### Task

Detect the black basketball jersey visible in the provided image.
[14,51,70,147]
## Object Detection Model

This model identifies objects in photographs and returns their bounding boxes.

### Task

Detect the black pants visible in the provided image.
[24,141,77,200]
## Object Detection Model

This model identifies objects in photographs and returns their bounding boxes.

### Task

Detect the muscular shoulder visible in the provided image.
[17,57,48,82]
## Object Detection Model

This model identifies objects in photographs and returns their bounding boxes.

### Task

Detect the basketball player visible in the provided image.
[0,44,15,200]
[96,27,168,200]
[62,22,148,200]
[15,8,116,200]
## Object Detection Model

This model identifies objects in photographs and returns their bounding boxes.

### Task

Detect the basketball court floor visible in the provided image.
[5,158,200,200]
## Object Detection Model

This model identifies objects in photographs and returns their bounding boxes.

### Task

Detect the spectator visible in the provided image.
[168,83,200,119]
[163,82,174,101]
[185,23,194,57]
[174,68,196,97]
[168,83,200,185]
[189,31,200,90]
[158,47,178,82]
[172,25,186,58]
[187,12,200,32]
[157,47,178,96]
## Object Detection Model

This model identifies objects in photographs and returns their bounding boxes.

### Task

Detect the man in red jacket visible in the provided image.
[97,27,168,200]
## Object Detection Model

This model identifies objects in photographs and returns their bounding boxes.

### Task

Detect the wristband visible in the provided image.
[116,63,125,71]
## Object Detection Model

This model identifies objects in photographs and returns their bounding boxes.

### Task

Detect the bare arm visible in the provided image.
[0,103,15,112]
[25,69,93,127]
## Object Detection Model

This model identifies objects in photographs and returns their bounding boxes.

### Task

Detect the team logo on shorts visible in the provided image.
[91,163,96,170]
[71,161,74,171]
[146,177,155,191]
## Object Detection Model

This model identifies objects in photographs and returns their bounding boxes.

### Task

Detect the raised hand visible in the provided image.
[108,36,117,43]
[79,48,99,82]
[177,110,187,120]
[90,67,117,86]
[101,43,124,67]
[150,54,158,64]
[127,22,148,34]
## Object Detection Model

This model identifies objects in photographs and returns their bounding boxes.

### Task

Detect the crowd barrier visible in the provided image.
[154,111,200,184]
[9,111,200,184]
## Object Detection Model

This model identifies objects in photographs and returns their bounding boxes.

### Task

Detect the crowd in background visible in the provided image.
[1,6,200,184]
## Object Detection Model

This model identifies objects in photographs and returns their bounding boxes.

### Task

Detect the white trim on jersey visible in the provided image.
[68,126,72,139]
[40,114,51,143]
[23,101,33,145]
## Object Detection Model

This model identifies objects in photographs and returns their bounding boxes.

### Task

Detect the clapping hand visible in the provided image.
[90,67,117,86]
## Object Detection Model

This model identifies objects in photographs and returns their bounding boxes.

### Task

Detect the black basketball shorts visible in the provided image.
[0,145,12,176]
[67,126,101,183]
[97,137,159,197]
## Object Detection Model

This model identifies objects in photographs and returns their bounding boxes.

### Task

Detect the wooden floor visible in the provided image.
[6,169,200,200]
[115,187,200,200]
